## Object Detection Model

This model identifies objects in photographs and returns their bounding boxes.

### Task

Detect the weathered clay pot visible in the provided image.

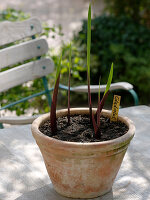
[31,108,135,199]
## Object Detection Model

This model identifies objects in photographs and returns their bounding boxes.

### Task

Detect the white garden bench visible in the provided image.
[0,18,139,127]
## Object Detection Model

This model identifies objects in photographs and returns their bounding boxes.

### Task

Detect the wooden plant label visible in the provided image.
[111,95,121,122]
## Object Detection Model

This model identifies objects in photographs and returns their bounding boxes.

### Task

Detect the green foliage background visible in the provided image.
[73,15,150,104]
[104,0,150,27]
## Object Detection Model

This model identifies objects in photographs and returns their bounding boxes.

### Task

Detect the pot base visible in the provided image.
[54,185,112,199]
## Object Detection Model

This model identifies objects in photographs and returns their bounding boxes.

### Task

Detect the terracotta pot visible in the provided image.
[31,108,135,199]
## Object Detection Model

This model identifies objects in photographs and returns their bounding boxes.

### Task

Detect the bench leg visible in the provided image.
[0,123,4,129]
[128,89,139,106]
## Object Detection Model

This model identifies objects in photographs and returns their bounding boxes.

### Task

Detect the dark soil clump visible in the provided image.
[39,115,128,143]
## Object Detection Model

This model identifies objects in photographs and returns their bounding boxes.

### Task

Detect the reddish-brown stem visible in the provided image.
[50,74,60,134]
[97,93,101,127]
[92,113,98,137]
[96,90,110,118]
[93,90,110,138]
[67,68,71,125]
[99,90,110,113]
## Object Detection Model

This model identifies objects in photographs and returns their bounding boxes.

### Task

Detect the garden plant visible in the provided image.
[50,3,113,139]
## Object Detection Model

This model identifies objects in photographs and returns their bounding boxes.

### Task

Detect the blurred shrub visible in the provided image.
[74,15,150,103]
[104,0,150,27]
[54,43,86,84]
[0,8,30,21]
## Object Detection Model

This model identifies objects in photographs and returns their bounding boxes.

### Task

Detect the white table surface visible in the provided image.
[0,105,150,200]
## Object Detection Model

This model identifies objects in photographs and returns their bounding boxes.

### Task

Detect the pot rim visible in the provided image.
[31,108,135,149]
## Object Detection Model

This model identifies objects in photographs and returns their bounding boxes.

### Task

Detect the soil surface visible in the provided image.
[39,115,128,143]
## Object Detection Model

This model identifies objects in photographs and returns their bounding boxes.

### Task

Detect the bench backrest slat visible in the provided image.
[0,38,48,69]
[0,17,55,109]
[0,18,42,46]
[0,58,54,93]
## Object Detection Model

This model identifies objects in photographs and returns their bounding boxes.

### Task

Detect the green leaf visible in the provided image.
[87,3,92,122]
[87,3,91,79]
[69,43,72,71]
[104,62,113,95]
